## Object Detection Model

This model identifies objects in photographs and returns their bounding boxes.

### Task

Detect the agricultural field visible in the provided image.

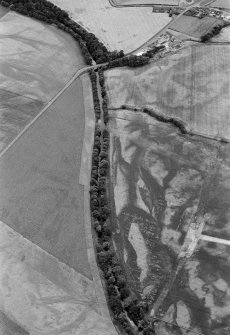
[158,241,230,335]
[0,78,91,278]
[108,109,230,334]
[0,220,116,335]
[211,0,230,10]
[169,15,224,39]
[51,0,171,52]
[0,9,85,153]
[105,44,230,140]
[0,72,117,334]
[113,0,180,5]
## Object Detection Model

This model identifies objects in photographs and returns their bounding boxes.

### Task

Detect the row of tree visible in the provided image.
[90,124,155,335]
[88,70,101,121]
[98,68,109,124]
[143,107,187,134]
[0,0,165,68]
[88,66,155,334]
[200,24,223,42]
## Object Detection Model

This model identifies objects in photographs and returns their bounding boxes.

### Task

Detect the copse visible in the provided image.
[201,24,223,43]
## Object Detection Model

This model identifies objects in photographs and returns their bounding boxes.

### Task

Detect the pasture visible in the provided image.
[105,44,230,140]
[51,0,171,52]
[169,15,224,39]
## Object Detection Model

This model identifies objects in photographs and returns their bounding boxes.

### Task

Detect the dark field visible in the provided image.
[109,109,230,335]
[169,15,224,39]
[159,241,230,335]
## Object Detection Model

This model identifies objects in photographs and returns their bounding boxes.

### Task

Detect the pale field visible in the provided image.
[51,0,171,52]
[105,44,230,139]
[0,11,85,102]
[0,11,85,153]
[0,221,116,335]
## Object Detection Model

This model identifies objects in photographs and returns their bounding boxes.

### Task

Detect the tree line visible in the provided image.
[90,119,155,335]
[0,0,164,332]
[0,0,165,69]
[201,23,225,43]
[89,67,156,334]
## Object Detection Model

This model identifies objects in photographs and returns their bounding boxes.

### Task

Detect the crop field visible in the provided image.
[169,15,224,39]
[0,10,85,153]
[0,78,91,278]
[51,0,171,53]
[159,241,230,335]
[109,109,230,334]
[114,0,179,5]
[105,44,230,140]
[0,74,117,334]
[212,0,230,9]
[0,4,9,18]
[0,220,116,335]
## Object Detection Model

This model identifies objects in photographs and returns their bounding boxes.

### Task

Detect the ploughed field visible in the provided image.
[108,110,230,334]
